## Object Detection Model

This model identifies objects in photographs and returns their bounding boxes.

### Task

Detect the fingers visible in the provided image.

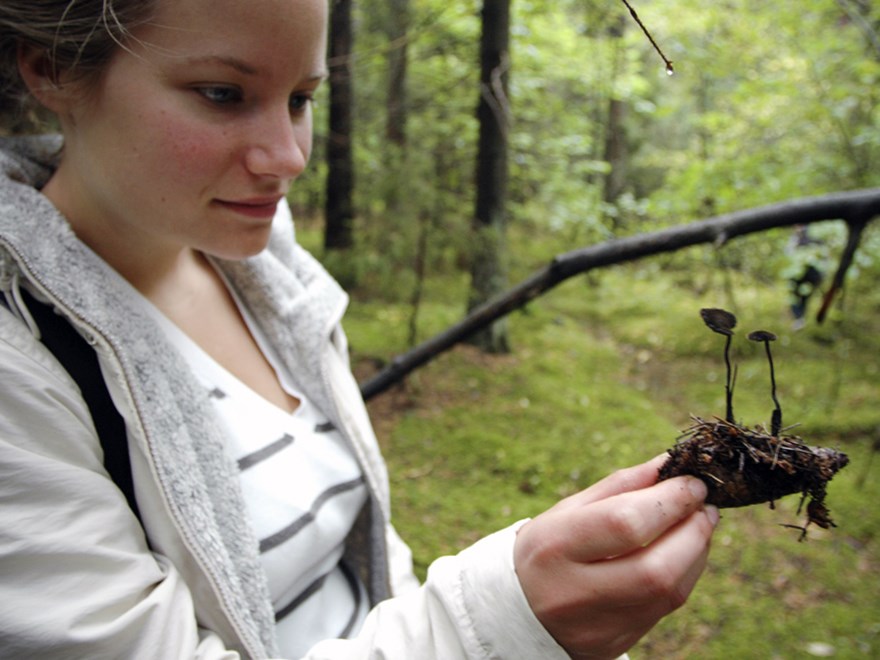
[570,454,670,508]
[564,475,709,563]
[574,504,717,611]
[517,505,718,659]
[514,456,717,658]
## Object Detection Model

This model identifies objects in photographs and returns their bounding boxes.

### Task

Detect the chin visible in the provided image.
[207,237,272,261]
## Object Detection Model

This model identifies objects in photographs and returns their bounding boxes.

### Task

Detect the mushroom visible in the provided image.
[700,308,738,423]
[749,330,782,436]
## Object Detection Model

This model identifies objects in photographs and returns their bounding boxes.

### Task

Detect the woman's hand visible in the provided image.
[513,455,719,659]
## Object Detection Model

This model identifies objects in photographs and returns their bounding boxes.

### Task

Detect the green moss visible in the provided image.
[346,235,879,658]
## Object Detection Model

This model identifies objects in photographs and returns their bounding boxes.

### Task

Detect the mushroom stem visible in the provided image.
[750,329,783,436]
[764,341,782,435]
[700,309,738,423]
[724,334,734,423]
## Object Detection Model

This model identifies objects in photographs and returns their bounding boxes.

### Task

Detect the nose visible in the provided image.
[244,109,310,181]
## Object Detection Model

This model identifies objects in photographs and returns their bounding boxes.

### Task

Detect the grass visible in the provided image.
[328,224,880,658]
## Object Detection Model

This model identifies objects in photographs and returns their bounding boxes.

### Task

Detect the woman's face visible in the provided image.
[44,0,327,266]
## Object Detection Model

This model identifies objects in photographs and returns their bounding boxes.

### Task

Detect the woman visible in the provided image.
[0,1,718,657]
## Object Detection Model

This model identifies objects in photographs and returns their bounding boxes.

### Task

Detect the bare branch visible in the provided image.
[817,214,870,322]
[360,189,880,401]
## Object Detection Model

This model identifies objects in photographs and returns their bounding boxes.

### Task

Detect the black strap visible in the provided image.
[17,289,142,522]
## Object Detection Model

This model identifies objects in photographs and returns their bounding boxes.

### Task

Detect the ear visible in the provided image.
[16,42,74,115]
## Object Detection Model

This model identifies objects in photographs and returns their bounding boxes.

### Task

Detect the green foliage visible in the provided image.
[298,0,879,301]
[644,0,880,220]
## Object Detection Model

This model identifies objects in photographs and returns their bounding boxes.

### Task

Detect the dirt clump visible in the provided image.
[659,416,849,540]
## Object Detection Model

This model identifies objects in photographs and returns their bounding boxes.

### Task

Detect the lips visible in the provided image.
[214,196,283,219]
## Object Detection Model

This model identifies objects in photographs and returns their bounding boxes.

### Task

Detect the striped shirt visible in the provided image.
[143,293,369,657]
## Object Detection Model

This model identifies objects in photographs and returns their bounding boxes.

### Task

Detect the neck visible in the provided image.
[41,168,202,298]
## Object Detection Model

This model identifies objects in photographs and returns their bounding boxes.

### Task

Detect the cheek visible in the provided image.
[151,113,235,184]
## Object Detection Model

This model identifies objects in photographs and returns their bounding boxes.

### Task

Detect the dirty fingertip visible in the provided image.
[687,477,708,500]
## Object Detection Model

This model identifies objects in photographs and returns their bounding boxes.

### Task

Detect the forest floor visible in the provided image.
[344,261,880,659]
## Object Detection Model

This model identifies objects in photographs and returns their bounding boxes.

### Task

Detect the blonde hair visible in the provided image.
[0,0,155,132]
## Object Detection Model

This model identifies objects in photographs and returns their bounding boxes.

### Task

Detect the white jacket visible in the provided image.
[0,136,569,659]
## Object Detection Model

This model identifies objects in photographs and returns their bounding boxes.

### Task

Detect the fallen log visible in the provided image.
[360,188,880,401]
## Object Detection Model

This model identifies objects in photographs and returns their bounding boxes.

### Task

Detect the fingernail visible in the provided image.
[705,505,720,527]
[688,477,708,500]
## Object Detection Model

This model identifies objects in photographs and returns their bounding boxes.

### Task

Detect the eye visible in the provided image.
[288,92,314,115]
[195,85,244,106]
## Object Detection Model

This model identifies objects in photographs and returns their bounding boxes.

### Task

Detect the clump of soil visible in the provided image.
[658,308,849,540]
[659,417,849,539]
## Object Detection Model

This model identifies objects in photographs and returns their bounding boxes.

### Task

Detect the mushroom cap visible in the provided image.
[748,330,778,342]
[700,308,737,336]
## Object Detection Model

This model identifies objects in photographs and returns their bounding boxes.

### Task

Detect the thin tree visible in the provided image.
[325,0,356,251]
[385,0,409,149]
[381,0,410,228]
[602,12,629,217]
[468,0,512,354]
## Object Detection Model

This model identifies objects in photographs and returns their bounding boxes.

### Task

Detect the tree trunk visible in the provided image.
[603,98,627,203]
[468,0,512,354]
[325,0,355,251]
[382,0,409,219]
[386,0,409,148]
[602,14,628,214]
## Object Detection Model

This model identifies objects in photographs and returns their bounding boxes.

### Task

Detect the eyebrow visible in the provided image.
[182,54,328,82]
[184,55,259,75]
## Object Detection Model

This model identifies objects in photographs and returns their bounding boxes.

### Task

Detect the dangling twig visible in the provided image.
[619,0,675,74]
